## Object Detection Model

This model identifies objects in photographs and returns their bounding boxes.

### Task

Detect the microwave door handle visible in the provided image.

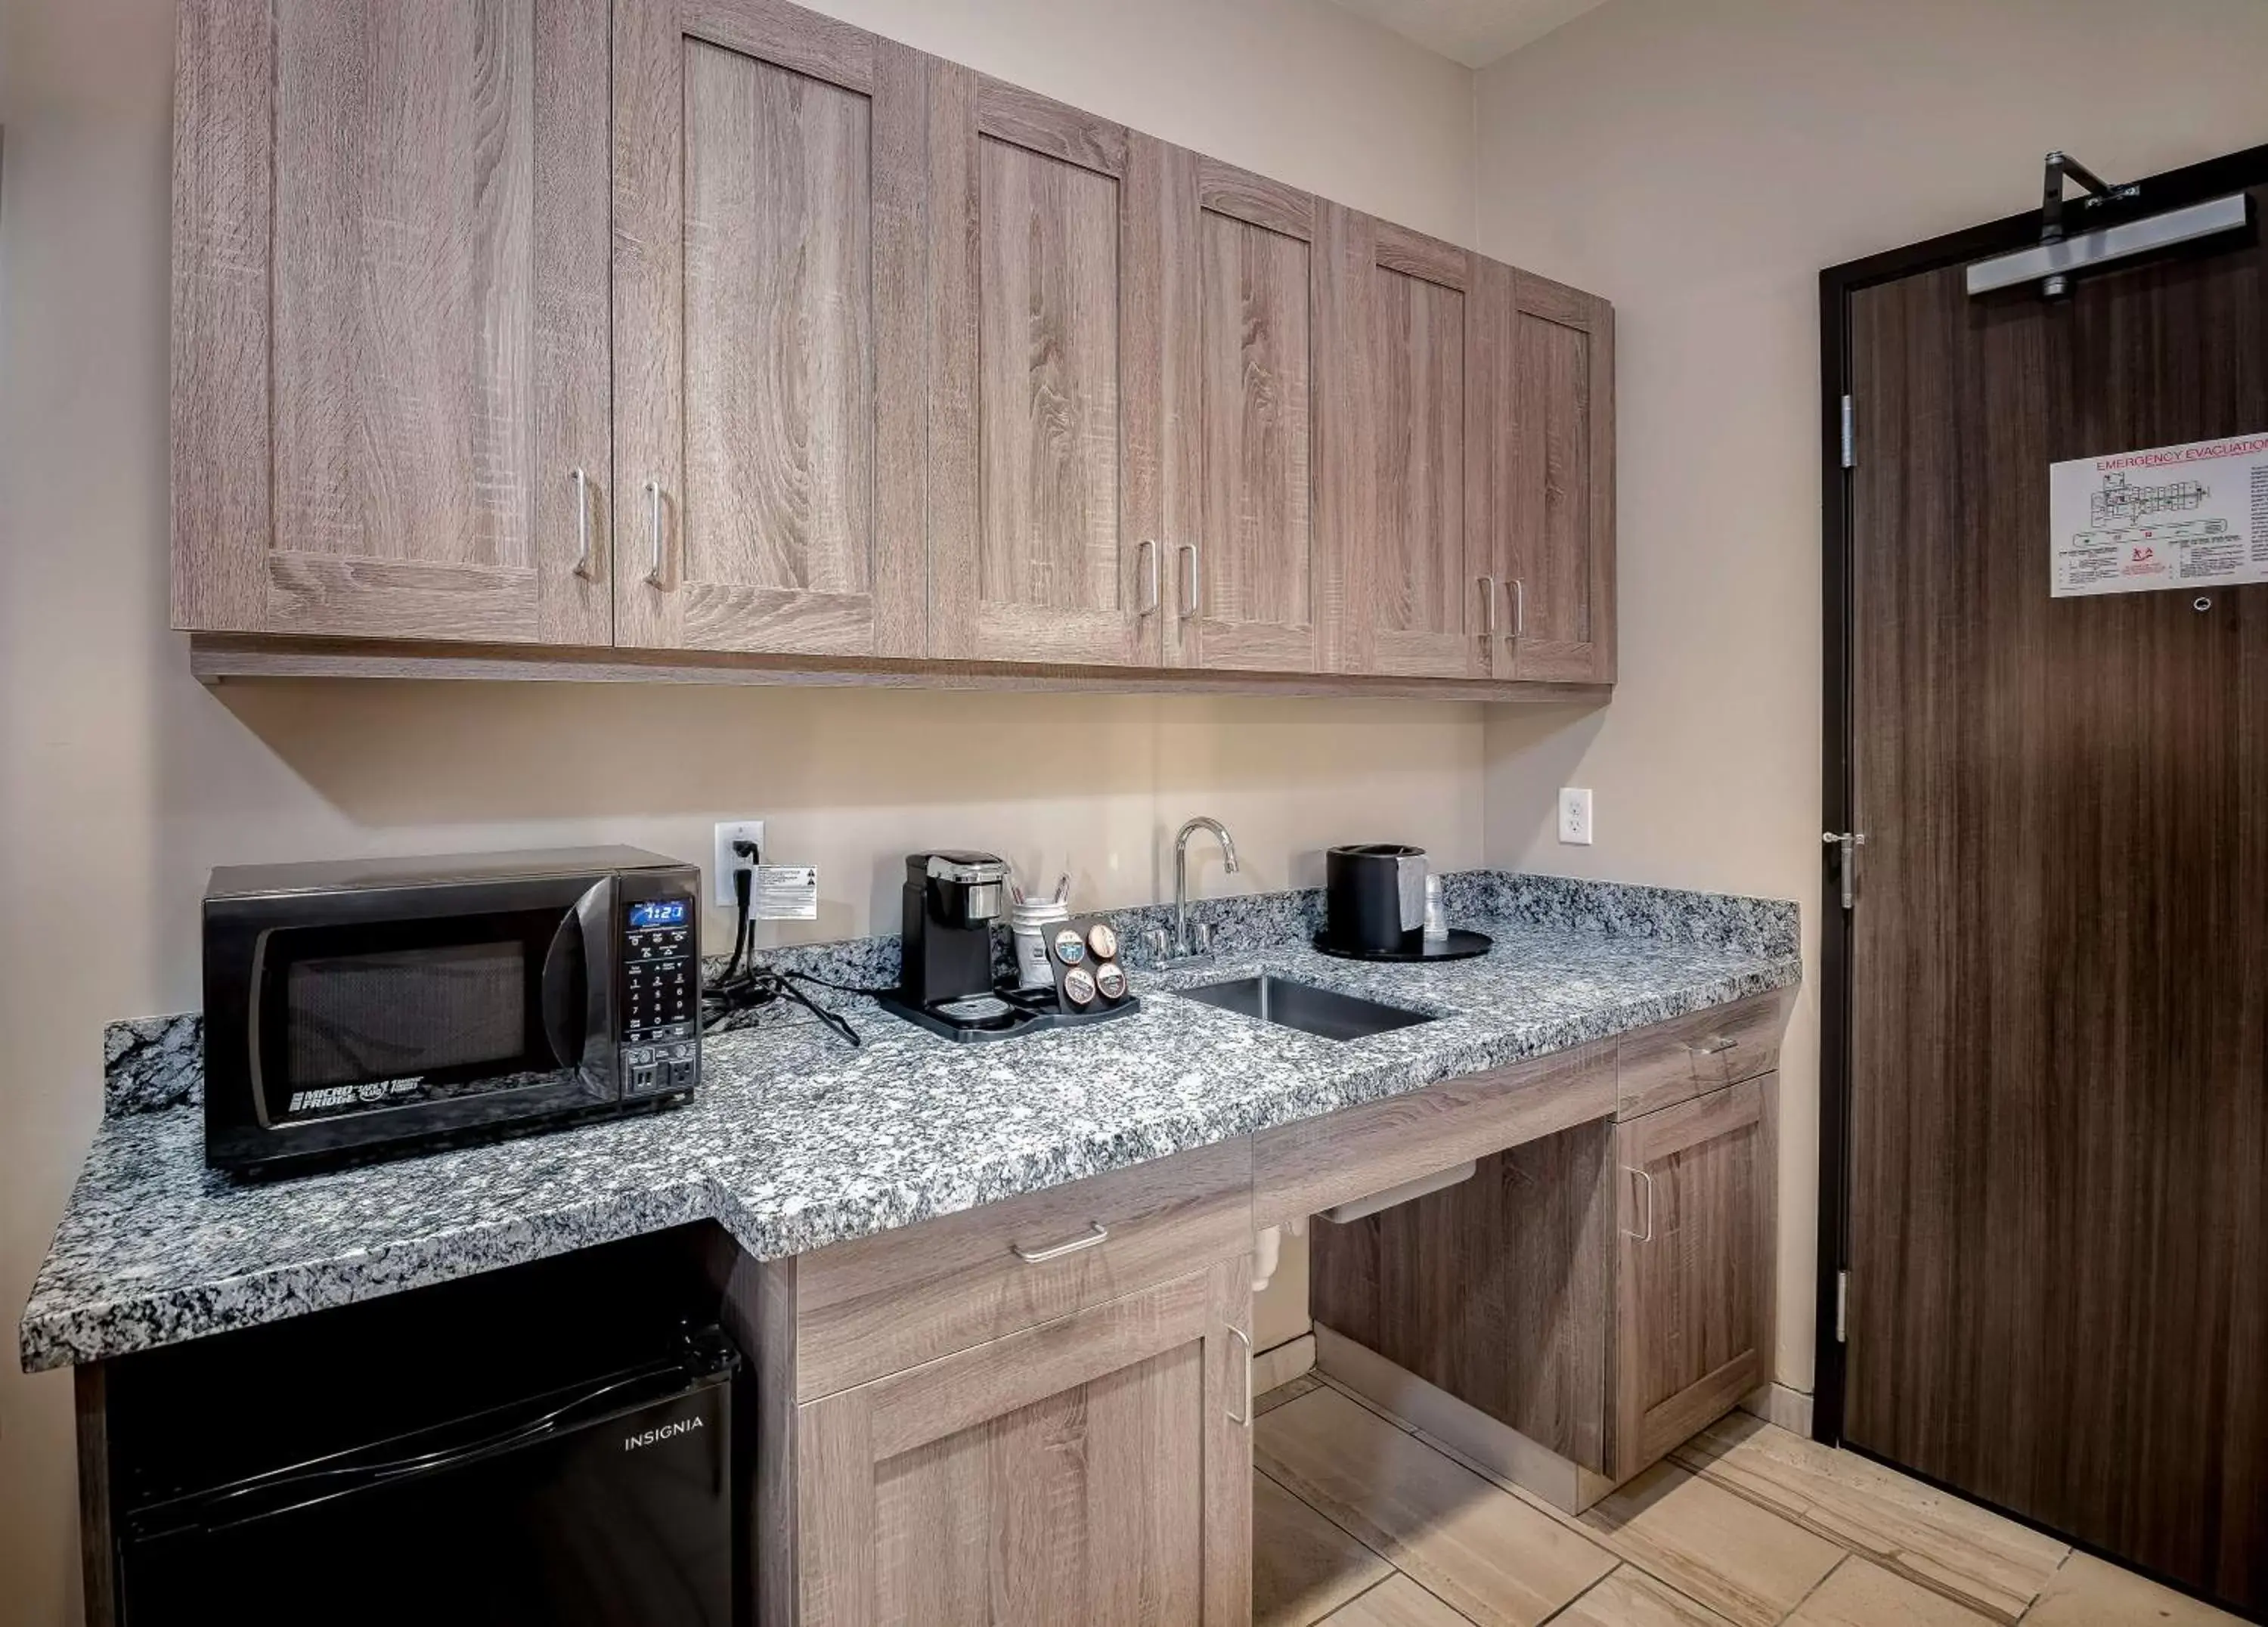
[538,912,585,1068]
[541,885,609,1070]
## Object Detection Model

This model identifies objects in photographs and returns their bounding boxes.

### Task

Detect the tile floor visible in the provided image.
[1252,1373,2247,1627]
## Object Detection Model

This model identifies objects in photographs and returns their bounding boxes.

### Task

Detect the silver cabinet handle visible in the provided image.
[1508,577,1525,637]
[1177,542,1199,617]
[570,468,596,581]
[1227,1323,1253,1425]
[1137,539,1160,615]
[645,479,665,588]
[1685,1035,1738,1057]
[1010,1222,1108,1264]
[1620,1167,1656,1242]
[1476,575,1498,637]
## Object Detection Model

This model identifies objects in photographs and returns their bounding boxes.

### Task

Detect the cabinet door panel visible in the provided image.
[928,64,1163,666]
[796,1260,1251,1627]
[1163,153,1325,672]
[1504,271,1615,683]
[615,0,925,656]
[1612,1076,1771,1477]
[173,0,609,643]
[1339,220,1483,680]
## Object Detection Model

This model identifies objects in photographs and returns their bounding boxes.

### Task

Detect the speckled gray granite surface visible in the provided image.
[31,872,1799,1372]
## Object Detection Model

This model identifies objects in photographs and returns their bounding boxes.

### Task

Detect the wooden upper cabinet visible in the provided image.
[1494,271,1616,683]
[1330,216,1489,680]
[1160,154,1333,673]
[612,0,926,657]
[171,0,612,643]
[172,0,1616,692]
[925,66,1164,667]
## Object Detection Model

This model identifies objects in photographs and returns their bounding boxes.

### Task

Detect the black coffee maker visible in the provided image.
[894,851,1009,1008]
[876,850,1143,1043]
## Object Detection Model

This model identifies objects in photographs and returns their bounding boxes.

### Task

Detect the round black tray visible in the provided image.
[1311,928,1492,963]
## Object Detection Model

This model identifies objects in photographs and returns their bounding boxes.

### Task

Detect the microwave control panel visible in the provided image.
[620,891,700,1098]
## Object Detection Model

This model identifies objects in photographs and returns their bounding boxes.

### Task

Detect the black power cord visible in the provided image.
[700,843,864,1048]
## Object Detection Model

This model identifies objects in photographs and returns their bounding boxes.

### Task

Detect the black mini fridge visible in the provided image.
[105,1240,740,1627]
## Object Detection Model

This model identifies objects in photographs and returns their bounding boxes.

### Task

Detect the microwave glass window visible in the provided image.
[286,941,525,1089]
[256,908,581,1121]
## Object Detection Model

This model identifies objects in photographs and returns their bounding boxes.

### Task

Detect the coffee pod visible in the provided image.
[1063,967,1096,1005]
[1095,962,1126,1000]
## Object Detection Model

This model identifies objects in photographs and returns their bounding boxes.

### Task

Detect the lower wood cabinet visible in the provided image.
[763,1256,1253,1626]
[1610,1074,1773,1477]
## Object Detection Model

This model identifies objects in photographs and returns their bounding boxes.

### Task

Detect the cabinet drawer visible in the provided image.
[1615,992,1783,1119]
[1253,1040,1616,1229]
[789,1136,1251,1399]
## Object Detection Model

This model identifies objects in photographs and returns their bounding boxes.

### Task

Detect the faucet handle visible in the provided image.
[1144,926,1173,964]
[1191,920,1214,956]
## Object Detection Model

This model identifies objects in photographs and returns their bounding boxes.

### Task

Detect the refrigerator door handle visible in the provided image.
[128,1359,708,1539]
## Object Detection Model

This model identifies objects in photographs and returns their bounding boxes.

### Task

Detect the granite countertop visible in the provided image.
[19,872,1801,1373]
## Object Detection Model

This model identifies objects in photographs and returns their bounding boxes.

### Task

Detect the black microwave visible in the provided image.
[201,848,702,1174]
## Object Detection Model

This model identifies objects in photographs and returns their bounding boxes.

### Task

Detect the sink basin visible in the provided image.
[1176,975,1434,1042]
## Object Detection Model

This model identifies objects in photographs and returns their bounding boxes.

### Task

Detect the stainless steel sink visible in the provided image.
[1176,975,1433,1042]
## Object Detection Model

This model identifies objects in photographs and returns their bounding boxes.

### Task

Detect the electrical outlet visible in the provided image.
[713,820,765,906]
[1557,789,1594,846]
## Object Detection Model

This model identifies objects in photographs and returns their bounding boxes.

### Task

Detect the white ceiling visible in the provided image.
[1325,0,1609,67]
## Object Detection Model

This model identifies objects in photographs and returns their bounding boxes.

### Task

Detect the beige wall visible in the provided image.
[0,2,1473,1621]
[1473,0,2268,1393]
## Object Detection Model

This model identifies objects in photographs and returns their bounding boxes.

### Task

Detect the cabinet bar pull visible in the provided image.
[1477,575,1498,637]
[1509,577,1526,637]
[570,468,595,581]
[1177,542,1200,617]
[1621,1167,1656,1242]
[645,479,665,588]
[1009,1222,1108,1264]
[1685,1035,1738,1056]
[1137,539,1160,615]
[1227,1324,1253,1426]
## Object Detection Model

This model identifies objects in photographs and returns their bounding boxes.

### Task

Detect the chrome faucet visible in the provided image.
[1172,817,1241,958]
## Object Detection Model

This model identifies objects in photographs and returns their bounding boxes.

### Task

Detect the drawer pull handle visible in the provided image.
[1685,1035,1738,1056]
[1227,1324,1253,1426]
[1621,1167,1656,1243]
[1010,1222,1108,1264]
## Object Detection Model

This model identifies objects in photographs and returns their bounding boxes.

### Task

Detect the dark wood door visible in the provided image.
[1845,182,2268,1613]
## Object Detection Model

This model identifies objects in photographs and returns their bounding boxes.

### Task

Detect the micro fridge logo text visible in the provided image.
[624,1415,705,1452]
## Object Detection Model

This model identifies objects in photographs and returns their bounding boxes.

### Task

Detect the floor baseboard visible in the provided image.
[1252,1331,1316,1397]
[1739,1381,1815,1437]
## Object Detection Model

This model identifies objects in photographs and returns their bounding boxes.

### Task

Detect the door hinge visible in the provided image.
[1821,831,1868,910]
[1836,1270,1849,1343]
[1839,395,1855,469]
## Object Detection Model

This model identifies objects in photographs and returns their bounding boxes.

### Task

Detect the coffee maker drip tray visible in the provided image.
[872,984,1142,1044]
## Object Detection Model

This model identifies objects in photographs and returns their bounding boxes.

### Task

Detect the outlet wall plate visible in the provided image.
[1557,789,1594,846]
[713,820,766,906]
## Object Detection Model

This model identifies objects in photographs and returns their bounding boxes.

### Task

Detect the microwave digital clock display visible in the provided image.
[628,900,689,929]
